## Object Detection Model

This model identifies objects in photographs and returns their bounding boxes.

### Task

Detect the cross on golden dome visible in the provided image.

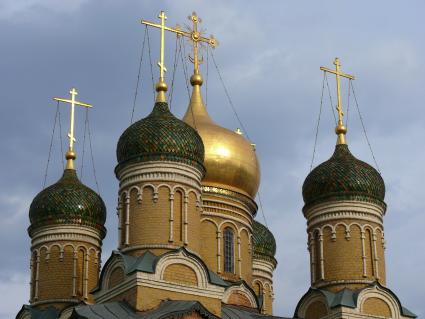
[320,58,355,145]
[179,12,218,75]
[53,88,92,170]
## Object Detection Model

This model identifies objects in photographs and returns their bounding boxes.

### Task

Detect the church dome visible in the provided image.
[29,169,106,236]
[116,102,204,172]
[252,220,276,259]
[183,75,260,198]
[302,144,385,207]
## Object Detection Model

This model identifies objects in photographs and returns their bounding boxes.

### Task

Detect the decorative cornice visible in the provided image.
[30,225,103,249]
[117,161,203,191]
[305,200,385,229]
[315,279,375,289]
[202,186,257,215]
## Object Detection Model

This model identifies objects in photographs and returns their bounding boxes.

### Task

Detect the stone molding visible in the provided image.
[117,162,203,191]
[252,259,275,281]
[305,201,385,229]
[30,225,103,249]
[202,186,257,214]
[222,283,258,308]
[95,250,225,304]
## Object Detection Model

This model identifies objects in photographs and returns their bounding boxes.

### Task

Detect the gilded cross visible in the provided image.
[54,88,92,169]
[320,58,355,144]
[179,12,218,74]
[142,11,184,82]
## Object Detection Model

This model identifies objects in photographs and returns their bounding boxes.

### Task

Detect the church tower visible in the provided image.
[182,15,260,285]
[295,59,416,319]
[26,89,106,312]
[252,221,277,314]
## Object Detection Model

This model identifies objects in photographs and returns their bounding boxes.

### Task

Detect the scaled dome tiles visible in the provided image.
[302,144,385,208]
[116,102,205,172]
[252,220,276,260]
[29,169,106,235]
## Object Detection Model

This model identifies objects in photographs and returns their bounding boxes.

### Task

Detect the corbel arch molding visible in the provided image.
[222,282,259,308]
[219,220,240,233]
[95,252,126,293]
[294,288,330,319]
[357,285,401,318]
[155,249,209,289]
[201,217,219,230]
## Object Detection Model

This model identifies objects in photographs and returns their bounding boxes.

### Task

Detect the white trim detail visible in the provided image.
[222,284,257,308]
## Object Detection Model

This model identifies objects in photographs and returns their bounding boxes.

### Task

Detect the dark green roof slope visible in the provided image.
[70,301,291,319]
[28,169,106,236]
[16,305,61,319]
[302,144,385,208]
[116,102,205,173]
[252,220,276,261]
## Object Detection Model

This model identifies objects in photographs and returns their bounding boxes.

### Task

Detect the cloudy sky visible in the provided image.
[1,1,424,318]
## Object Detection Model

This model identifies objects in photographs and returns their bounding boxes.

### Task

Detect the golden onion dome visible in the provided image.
[183,73,260,198]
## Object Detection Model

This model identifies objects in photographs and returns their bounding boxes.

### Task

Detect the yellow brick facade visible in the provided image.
[163,263,198,286]
[200,189,256,284]
[31,239,101,309]
[119,181,202,256]
[308,216,386,291]
[362,297,392,318]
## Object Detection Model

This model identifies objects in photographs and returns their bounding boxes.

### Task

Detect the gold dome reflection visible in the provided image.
[183,74,260,198]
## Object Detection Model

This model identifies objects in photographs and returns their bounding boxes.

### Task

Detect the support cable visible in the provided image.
[43,102,60,188]
[146,27,156,102]
[351,82,381,174]
[346,79,352,129]
[310,73,326,171]
[205,46,209,108]
[256,191,269,228]
[210,50,250,140]
[179,37,191,99]
[86,112,101,194]
[80,108,89,180]
[130,26,148,123]
[57,106,65,170]
[168,34,180,108]
[325,73,337,125]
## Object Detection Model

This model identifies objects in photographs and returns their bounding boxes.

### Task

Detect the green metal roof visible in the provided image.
[252,220,276,260]
[28,169,106,236]
[116,102,205,173]
[302,144,385,208]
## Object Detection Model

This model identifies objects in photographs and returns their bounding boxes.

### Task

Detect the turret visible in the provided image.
[27,89,106,310]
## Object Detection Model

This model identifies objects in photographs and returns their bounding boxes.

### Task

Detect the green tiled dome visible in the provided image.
[116,102,204,172]
[253,220,276,260]
[303,144,385,208]
[29,169,106,236]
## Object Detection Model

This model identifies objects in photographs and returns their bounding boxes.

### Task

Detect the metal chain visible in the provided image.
[351,82,381,174]
[325,73,337,125]
[210,50,251,140]
[86,112,101,194]
[168,34,181,108]
[43,102,60,188]
[310,72,326,171]
[146,27,156,103]
[80,108,89,180]
[131,26,148,123]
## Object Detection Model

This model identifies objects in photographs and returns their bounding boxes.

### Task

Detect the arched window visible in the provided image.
[224,227,234,273]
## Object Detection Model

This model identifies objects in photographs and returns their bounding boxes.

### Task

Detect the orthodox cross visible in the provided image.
[54,88,92,169]
[320,58,355,144]
[142,11,183,83]
[178,12,218,74]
